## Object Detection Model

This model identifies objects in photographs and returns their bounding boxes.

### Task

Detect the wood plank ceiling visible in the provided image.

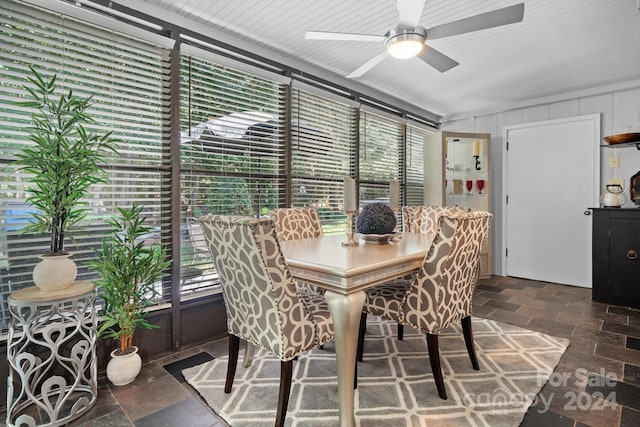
[125,0,640,120]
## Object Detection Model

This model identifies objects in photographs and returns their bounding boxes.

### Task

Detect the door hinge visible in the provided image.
[506,248,508,257]
[506,195,509,204]
[506,141,509,150]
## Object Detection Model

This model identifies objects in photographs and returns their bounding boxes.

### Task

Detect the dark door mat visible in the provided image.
[163,351,214,383]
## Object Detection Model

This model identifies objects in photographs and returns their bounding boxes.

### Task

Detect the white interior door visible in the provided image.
[502,115,600,287]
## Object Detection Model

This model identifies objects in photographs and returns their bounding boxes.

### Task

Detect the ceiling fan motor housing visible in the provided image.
[385,26,427,58]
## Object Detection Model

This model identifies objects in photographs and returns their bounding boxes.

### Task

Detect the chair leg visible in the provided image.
[275,360,293,427]
[243,341,255,368]
[426,333,447,400]
[461,316,480,370]
[356,312,367,363]
[225,334,240,393]
[397,323,404,340]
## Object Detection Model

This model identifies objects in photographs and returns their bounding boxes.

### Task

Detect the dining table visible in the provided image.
[279,232,431,427]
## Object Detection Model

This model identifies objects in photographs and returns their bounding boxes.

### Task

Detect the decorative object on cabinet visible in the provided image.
[630,170,640,206]
[473,140,481,170]
[11,67,118,291]
[603,132,640,147]
[600,184,627,208]
[465,180,473,195]
[602,132,640,151]
[424,131,491,279]
[591,208,640,308]
[477,179,485,195]
[453,179,463,195]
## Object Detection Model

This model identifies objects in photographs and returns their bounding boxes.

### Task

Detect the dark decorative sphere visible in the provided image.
[356,203,397,234]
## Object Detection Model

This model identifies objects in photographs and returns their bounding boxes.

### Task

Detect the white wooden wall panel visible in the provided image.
[550,100,580,119]
[522,105,549,123]
[443,84,640,274]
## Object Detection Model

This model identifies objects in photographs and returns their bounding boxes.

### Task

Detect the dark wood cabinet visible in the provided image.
[591,208,640,308]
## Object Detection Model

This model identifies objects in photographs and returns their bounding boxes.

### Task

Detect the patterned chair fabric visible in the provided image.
[401,205,423,233]
[269,207,324,241]
[418,205,471,238]
[198,214,334,358]
[358,211,492,400]
[269,207,325,295]
[199,215,334,426]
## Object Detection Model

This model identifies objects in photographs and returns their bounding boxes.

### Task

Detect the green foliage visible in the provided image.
[12,67,118,255]
[356,203,397,234]
[90,204,170,354]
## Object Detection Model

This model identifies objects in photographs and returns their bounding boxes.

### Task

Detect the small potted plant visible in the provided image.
[356,203,397,243]
[13,66,117,290]
[90,204,170,386]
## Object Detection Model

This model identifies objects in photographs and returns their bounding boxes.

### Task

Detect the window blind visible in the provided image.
[0,0,171,328]
[405,123,432,206]
[358,110,403,209]
[290,87,357,235]
[179,53,286,294]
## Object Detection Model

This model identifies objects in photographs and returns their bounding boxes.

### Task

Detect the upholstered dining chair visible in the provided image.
[395,205,470,340]
[418,205,471,237]
[401,205,423,233]
[198,214,334,427]
[356,211,492,400]
[269,207,324,240]
[269,207,325,295]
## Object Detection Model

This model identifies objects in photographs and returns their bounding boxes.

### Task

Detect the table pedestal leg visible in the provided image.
[324,289,365,427]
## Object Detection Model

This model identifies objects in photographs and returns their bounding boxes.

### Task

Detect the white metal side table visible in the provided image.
[6,281,97,427]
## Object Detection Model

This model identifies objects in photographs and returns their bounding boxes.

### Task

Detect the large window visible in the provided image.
[290,86,357,235]
[359,110,403,207]
[178,52,286,294]
[0,0,171,329]
[0,0,436,332]
[406,123,430,206]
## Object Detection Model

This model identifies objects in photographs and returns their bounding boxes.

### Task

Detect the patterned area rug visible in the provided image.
[183,317,569,427]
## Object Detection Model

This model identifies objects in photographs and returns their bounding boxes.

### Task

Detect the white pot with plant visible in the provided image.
[13,67,117,291]
[90,204,169,386]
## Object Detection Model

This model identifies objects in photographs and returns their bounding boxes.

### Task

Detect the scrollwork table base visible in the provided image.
[6,281,97,427]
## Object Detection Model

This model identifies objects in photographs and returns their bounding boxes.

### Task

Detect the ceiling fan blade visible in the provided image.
[427,3,524,40]
[346,51,389,78]
[305,31,384,42]
[417,45,459,73]
[397,0,426,29]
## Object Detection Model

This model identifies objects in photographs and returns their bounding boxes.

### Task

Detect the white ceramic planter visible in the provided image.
[32,253,77,291]
[106,346,142,386]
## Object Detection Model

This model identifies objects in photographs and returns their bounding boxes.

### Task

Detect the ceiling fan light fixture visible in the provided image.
[385,27,426,59]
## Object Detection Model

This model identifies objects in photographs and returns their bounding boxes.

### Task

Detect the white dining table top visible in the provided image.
[280,233,431,293]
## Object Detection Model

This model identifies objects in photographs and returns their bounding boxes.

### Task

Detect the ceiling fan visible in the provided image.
[304,0,524,78]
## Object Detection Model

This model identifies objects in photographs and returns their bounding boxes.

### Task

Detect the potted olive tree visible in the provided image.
[13,66,117,290]
[90,204,170,386]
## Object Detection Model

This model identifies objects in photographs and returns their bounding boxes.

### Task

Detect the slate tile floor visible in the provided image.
[4,276,640,426]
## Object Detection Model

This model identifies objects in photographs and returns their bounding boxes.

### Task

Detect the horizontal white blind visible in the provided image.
[0,0,171,329]
[179,54,287,292]
[406,124,431,206]
[291,88,357,234]
[359,111,403,209]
